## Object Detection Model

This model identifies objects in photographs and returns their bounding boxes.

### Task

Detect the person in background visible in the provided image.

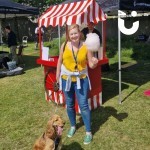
[82,22,110,71]
[82,22,101,41]
[35,26,44,50]
[81,22,101,58]
[56,24,98,145]
[5,26,18,64]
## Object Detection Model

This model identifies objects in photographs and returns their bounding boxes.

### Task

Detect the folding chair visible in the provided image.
[22,36,28,47]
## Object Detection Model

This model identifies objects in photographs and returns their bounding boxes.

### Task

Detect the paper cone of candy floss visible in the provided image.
[85,33,100,52]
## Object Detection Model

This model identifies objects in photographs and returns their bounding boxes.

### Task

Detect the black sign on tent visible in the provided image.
[120,0,150,11]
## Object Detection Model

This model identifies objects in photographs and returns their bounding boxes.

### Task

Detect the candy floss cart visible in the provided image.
[37,0,109,113]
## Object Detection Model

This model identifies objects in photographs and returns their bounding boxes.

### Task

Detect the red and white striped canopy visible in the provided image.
[39,0,106,27]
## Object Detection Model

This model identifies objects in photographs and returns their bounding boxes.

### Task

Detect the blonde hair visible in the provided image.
[67,24,81,41]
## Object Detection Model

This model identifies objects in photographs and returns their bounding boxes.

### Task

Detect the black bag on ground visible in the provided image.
[0,57,11,69]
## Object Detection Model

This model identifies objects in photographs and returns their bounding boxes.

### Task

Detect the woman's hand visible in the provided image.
[89,57,98,68]
[87,51,99,69]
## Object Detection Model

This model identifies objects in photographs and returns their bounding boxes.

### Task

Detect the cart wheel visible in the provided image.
[44,67,57,91]
[44,67,63,105]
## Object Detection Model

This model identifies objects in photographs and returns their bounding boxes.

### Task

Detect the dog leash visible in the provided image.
[54,102,59,113]
[48,91,63,114]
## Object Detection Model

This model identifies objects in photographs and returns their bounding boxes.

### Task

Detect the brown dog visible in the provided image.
[33,115,65,150]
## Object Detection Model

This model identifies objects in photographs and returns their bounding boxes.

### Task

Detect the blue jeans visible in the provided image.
[62,77,91,132]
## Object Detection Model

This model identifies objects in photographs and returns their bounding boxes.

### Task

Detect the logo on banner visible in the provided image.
[118,10,139,35]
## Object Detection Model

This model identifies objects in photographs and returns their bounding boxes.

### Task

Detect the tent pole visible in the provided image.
[102,20,106,59]
[58,26,60,50]
[118,10,122,104]
[0,20,2,46]
[39,27,42,59]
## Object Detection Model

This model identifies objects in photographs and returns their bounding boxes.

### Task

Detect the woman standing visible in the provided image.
[56,24,98,144]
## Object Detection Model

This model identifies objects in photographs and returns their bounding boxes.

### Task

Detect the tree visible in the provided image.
[12,0,66,42]
[13,0,66,14]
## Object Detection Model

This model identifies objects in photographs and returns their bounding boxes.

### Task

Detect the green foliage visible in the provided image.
[106,38,150,60]
[44,37,65,56]
[13,0,66,14]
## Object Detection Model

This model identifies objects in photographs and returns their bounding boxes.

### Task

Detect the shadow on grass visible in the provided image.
[103,61,150,86]
[102,61,150,103]
[102,78,129,103]
[21,55,40,71]
[131,42,150,60]
[75,106,128,136]
[62,142,84,150]
[91,106,128,135]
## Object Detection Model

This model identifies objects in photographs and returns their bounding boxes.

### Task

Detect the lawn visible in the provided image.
[0,40,150,150]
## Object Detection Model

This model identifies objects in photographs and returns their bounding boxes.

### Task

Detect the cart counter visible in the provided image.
[37,57,108,113]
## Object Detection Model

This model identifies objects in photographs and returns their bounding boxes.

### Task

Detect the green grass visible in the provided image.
[0,40,150,150]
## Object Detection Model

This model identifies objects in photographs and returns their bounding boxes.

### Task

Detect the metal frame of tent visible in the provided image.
[0,0,39,44]
[97,0,150,103]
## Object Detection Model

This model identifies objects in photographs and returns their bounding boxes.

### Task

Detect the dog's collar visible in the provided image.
[55,137,61,149]
[42,132,45,139]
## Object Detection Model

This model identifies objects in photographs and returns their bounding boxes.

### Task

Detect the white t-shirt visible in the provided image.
[35,27,44,34]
